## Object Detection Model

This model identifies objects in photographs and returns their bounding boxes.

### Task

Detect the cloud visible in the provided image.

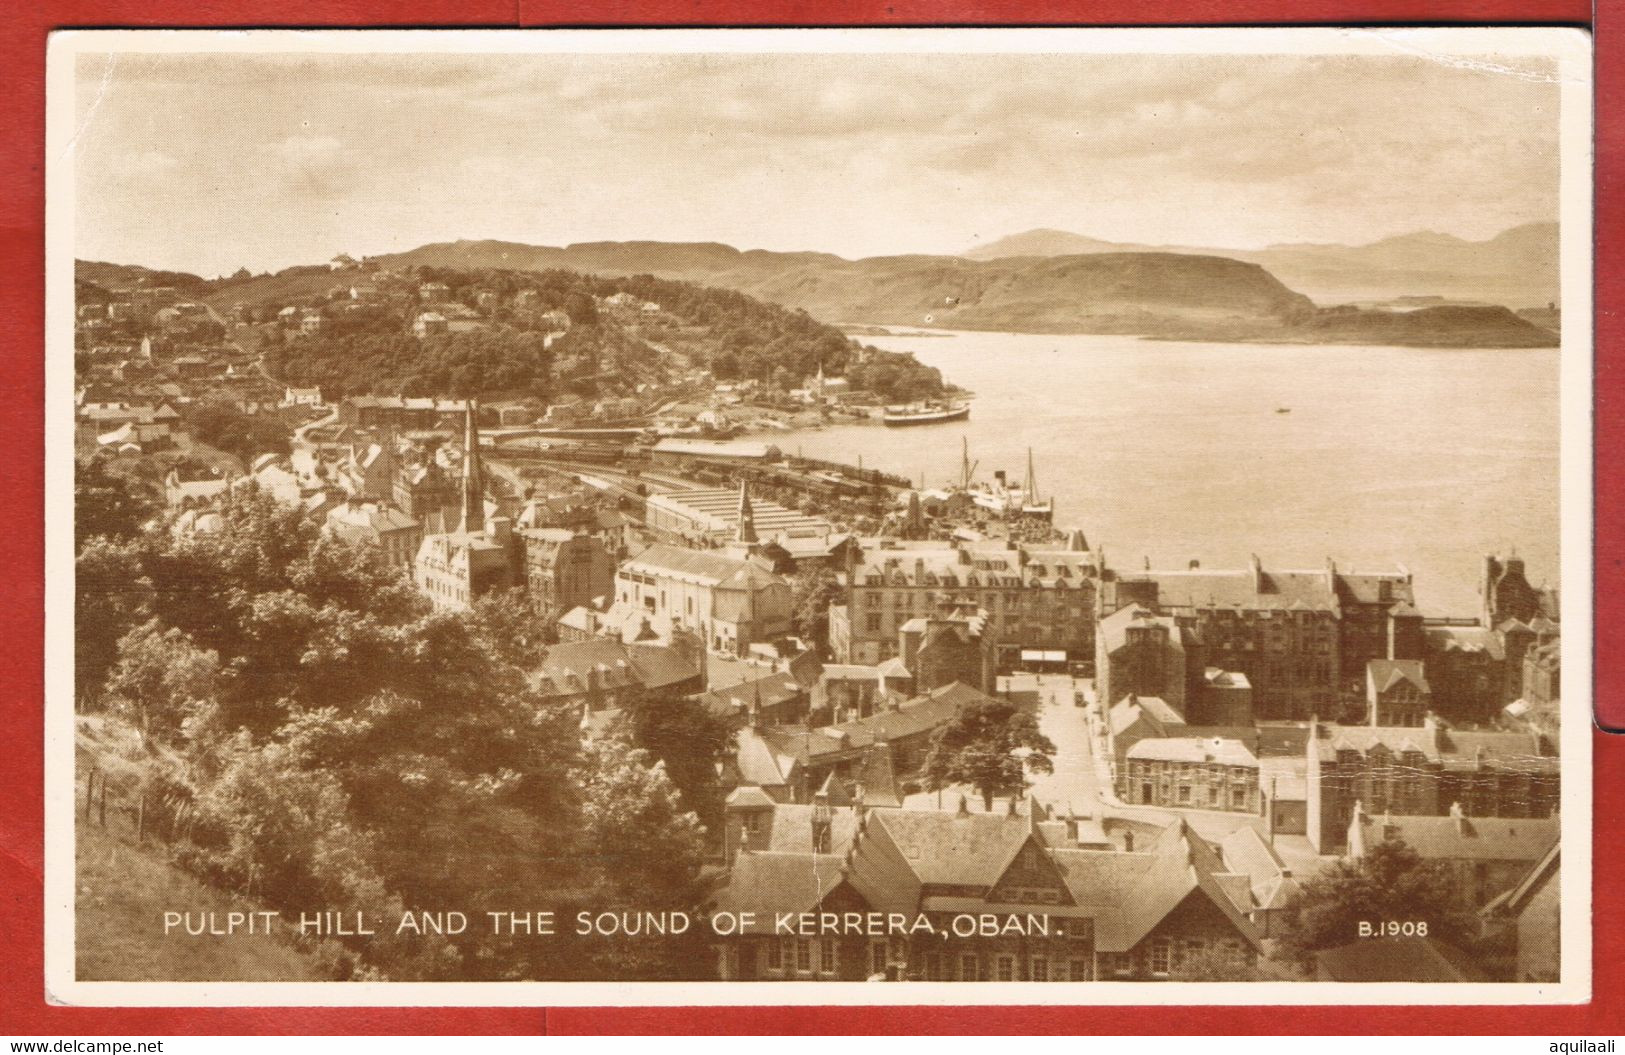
[264,134,349,199]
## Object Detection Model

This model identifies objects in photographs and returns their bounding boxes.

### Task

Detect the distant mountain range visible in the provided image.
[364,235,1555,347]
[964,222,1560,309]
[83,221,1561,350]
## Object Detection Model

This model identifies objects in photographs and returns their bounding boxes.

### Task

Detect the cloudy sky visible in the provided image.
[71,44,1563,277]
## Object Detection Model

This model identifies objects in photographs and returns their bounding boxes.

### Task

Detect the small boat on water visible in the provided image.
[1276,407,1292,414]
[881,400,970,427]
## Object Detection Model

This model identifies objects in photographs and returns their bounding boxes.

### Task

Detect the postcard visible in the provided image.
[43,26,1593,1006]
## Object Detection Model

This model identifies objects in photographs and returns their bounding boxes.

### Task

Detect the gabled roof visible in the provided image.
[857,744,904,808]
[699,672,805,719]
[1368,658,1431,695]
[531,639,699,698]
[1318,724,1443,762]
[1316,937,1488,982]
[867,809,1034,888]
[623,543,786,591]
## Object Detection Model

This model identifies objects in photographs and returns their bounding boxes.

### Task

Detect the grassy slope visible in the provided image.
[75,716,330,982]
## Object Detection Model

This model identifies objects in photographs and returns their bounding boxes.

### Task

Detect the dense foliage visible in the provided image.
[76,486,711,980]
[921,697,1057,811]
[1276,838,1479,968]
[260,265,945,403]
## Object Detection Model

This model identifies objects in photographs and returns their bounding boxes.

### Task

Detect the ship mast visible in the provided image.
[1023,447,1039,503]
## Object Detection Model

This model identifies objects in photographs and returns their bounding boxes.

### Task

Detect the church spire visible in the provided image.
[459,399,484,535]
[735,478,757,544]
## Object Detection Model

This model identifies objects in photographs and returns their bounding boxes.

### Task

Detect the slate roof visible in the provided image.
[1357,811,1559,862]
[708,851,847,919]
[866,809,1034,887]
[1435,729,1558,774]
[1126,736,1257,767]
[1481,840,1559,917]
[856,744,904,809]
[1098,603,1186,655]
[711,803,1263,953]
[1316,937,1488,982]
[1317,724,1443,763]
[1218,825,1296,909]
[1109,696,1187,739]
[530,639,699,698]
[623,543,786,590]
[1368,658,1431,695]
[699,673,806,720]
[1110,568,1340,613]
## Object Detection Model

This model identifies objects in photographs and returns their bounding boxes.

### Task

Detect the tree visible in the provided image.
[619,688,736,834]
[921,697,1056,811]
[76,456,160,548]
[471,588,557,667]
[104,620,219,744]
[1276,837,1478,967]
[75,537,153,704]
[568,738,711,979]
[789,566,843,652]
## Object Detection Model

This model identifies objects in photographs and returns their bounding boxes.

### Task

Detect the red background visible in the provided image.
[1,0,1614,1035]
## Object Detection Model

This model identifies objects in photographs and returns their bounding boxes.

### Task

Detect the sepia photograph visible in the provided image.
[43,27,1593,1006]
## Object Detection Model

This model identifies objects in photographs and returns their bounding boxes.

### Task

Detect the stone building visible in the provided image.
[411,404,518,612]
[1097,556,1417,721]
[708,799,1264,982]
[324,499,422,568]
[613,522,792,658]
[1122,736,1261,814]
[1347,802,1559,909]
[515,526,614,618]
[1366,659,1432,727]
[1305,717,1559,853]
[831,538,1097,670]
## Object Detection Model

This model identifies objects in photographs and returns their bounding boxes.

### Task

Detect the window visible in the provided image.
[765,939,782,971]
[1070,957,1093,981]
[1177,785,1191,805]
[959,954,979,981]
[796,940,812,973]
[1029,957,1049,981]
[1149,937,1172,976]
[870,940,887,977]
[820,938,838,975]
[1231,786,1247,807]
[866,613,882,633]
[995,955,1016,981]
